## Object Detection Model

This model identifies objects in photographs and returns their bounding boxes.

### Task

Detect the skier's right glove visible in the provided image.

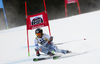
[35,49,40,56]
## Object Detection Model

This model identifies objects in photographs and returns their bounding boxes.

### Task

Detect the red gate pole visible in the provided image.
[43,0,47,13]
[25,1,30,56]
[77,1,81,14]
[65,2,67,17]
[48,26,51,36]
[43,0,51,36]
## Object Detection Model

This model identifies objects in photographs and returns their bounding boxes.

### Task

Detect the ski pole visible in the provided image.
[55,38,86,45]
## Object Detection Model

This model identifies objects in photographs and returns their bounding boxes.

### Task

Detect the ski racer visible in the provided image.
[34,28,71,56]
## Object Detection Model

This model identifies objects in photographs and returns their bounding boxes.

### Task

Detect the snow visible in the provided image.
[0,10,100,64]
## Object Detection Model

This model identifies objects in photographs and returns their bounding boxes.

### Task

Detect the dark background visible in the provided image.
[0,0,100,30]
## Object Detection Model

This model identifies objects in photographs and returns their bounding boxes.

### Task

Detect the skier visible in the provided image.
[34,28,71,56]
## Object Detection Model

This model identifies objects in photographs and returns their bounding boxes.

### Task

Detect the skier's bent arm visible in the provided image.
[45,35,53,47]
[44,34,53,43]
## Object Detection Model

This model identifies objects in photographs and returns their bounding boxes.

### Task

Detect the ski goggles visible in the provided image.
[36,33,41,36]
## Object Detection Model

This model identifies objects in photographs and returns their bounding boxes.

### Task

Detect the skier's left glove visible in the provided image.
[46,42,51,47]
[46,36,53,47]
[49,36,53,42]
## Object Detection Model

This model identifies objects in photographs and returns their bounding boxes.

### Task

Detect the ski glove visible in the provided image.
[46,36,53,47]
[46,42,51,47]
[49,36,53,42]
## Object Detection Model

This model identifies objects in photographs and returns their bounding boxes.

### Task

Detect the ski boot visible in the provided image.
[61,50,71,54]
[47,52,55,56]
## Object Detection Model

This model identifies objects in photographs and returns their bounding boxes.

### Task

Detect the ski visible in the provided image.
[52,51,88,60]
[33,57,51,61]
[33,51,88,61]
[33,55,61,61]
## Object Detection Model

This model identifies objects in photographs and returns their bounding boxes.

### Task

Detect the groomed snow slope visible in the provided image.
[0,10,100,64]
